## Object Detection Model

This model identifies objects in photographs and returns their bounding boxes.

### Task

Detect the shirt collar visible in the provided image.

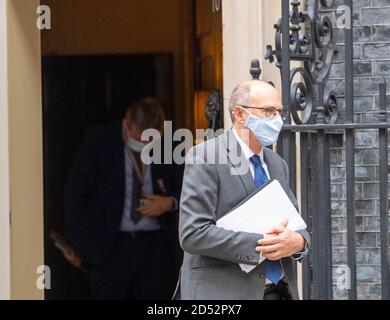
[232,128,265,163]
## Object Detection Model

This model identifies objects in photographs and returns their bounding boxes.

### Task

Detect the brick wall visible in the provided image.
[320,0,390,299]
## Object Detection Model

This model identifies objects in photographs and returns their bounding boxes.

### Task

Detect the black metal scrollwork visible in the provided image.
[265,0,338,124]
[290,67,313,124]
[249,59,276,89]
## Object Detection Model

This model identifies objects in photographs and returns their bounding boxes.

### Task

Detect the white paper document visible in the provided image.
[216,179,307,273]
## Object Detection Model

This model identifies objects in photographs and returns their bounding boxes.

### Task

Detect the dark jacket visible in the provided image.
[64,121,183,266]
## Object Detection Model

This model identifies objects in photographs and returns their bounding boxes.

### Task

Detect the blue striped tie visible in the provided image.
[250,155,282,285]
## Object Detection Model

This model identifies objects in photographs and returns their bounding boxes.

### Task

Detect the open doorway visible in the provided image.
[40,0,222,299]
[42,54,174,299]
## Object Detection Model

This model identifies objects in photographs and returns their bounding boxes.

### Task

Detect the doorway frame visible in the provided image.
[5,0,44,300]
[0,0,11,300]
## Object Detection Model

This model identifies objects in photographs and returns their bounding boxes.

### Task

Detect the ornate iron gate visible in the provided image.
[256,0,390,300]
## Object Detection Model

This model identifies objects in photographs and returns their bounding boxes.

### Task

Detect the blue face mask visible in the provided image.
[243,109,284,146]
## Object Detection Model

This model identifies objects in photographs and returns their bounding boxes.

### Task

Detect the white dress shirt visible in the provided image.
[119,145,161,232]
[232,128,271,180]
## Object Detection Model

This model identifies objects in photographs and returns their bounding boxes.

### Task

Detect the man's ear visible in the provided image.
[234,107,246,125]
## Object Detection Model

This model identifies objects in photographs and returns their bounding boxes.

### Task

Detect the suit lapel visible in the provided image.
[263,148,280,181]
[223,129,256,196]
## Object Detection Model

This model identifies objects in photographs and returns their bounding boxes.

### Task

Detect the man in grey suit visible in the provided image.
[175,80,310,300]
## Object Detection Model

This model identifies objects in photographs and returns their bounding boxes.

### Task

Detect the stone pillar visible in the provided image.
[7,0,44,300]
[222,0,283,127]
[222,0,264,128]
[0,0,11,300]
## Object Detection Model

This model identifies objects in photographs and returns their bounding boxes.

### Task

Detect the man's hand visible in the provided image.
[63,247,83,268]
[136,194,173,218]
[255,218,305,260]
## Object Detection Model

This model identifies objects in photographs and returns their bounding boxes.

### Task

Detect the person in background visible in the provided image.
[65,97,183,300]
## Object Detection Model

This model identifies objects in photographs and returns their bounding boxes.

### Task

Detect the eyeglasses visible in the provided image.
[238,104,283,118]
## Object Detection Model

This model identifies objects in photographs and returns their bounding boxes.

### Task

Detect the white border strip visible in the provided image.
[0,0,11,300]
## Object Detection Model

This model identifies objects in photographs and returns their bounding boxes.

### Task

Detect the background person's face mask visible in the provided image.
[242,108,284,146]
[127,137,146,153]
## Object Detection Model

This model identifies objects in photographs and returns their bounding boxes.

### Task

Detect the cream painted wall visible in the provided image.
[7,0,44,300]
[0,0,11,300]
[222,0,264,128]
[222,0,284,127]
[40,0,185,126]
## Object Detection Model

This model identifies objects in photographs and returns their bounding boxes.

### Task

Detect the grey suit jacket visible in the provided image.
[174,129,310,300]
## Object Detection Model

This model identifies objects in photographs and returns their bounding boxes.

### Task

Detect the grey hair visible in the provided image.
[228,83,252,122]
[229,80,275,123]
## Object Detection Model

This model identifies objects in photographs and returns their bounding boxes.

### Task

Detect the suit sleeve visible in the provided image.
[64,129,100,255]
[179,147,263,265]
